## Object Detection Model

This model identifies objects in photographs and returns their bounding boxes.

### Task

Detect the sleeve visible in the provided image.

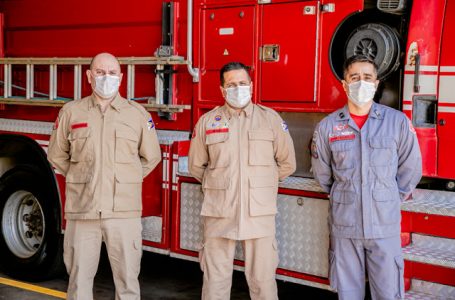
[272,114,296,181]
[47,108,71,176]
[188,117,208,183]
[139,112,162,178]
[310,122,333,193]
[397,116,422,200]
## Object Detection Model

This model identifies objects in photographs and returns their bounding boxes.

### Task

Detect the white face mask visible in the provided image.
[94,74,120,99]
[347,80,377,107]
[224,85,251,108]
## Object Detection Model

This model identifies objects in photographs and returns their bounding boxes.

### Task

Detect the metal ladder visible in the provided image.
[0,56,190,113]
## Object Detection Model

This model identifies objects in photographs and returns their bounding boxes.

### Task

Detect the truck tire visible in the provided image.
[0,165,64,281]
[345,23,401,79]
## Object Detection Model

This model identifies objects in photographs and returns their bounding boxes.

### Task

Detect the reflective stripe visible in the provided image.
[404,65,438,72]
[440,66,455,73]
[403,74,438,101]
[439,76,455,103]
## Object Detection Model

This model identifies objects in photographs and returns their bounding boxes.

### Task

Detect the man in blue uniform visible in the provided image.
[311,55,422,300]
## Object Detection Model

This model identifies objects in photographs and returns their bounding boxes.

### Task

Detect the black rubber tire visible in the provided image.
[345,23,401,79]
[0,165,64,281]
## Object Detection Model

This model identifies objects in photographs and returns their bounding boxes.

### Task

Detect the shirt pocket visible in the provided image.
[372,187,401,225]
[114,164,143,212]
[248,130,275,166]
[201,177,230,217]
[248,176,278,216]
[68,127,92,162]
[331,190,356,227]
[115,125,140,164]
[205,132,230,169]
[65,169,92,213]
[369,137,396,167]
[329,141,355,170]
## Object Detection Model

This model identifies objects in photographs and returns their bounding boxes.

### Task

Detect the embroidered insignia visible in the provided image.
[333,124,349,131]
[408,119,416,134]
[281,121,288,132]
[53,117,59,130]
[71,122,88,130]
[147,118,155,131]
[214,115,222,121]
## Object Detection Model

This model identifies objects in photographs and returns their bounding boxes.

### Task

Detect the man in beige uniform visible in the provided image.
[48,53,161,300]
[189,62,296,300]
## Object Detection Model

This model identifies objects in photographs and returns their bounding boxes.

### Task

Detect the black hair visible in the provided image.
[343,55,379,79]
[219,62,250,86]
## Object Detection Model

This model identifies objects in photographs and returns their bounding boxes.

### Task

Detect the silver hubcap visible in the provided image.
[1,190,45,258]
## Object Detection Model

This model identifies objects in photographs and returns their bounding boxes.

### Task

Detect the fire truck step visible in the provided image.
[405,279,455,299]
[401,189,455,217]
[403,234,455,269]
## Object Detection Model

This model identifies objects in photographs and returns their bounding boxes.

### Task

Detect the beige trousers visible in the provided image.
[63,218,142,300]
[200,236,279,300]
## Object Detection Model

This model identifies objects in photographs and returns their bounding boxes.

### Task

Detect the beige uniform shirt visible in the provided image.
[189,103,296,240]
[48,94,161,220]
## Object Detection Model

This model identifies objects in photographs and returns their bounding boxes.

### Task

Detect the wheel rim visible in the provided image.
[1,190,45,258]
[353,38,378,61]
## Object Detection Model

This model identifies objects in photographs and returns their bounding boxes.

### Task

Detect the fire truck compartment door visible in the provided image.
[437,0,455,179]
[259,1,318,103]
[200,6,255,103]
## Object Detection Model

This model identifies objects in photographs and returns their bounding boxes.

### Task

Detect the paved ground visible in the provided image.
[0,248,338,299]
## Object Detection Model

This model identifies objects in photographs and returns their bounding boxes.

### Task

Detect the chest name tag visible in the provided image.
[206,128,229,135]
[329,134,355,143]
[71,122,88,130]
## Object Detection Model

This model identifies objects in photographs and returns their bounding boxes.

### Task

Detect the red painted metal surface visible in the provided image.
[437,0,455,179]
[405,260,455,287]
[259,1,318,103]
[402,211,455,239]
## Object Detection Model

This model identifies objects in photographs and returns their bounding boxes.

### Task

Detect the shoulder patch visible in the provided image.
[147,118,155,131]
[281,121,288,132]
[311,131,318,159]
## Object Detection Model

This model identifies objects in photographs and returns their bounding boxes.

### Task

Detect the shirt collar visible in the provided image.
[223,101,254,119]
[88,93,122,112]
[335,102,384,121]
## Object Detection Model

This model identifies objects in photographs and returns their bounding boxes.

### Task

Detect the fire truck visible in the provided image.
[0,0,453,297]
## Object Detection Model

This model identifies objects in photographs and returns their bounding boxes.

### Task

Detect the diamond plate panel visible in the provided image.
[180,183,203,251]
[401,189,455,217]
[405,291,442,300]
[0,118,53,135]
[141,216,162,243]
[408,279,455,299]
[179,183,330,278]
[276,195,330,277]
[403,234,455,269]
[278,177,326,193]
[156,130,190,145]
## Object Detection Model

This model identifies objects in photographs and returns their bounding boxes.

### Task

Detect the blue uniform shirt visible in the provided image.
[311,102,422,239]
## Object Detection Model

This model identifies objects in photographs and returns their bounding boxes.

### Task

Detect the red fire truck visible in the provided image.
[0,0,453,297]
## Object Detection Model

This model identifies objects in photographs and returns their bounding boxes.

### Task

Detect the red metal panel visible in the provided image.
[199,5,256,104]
[402,211,455,239]
[405,260,455,287]
[259,1,318,103]
[437,0,455,179]
[403,0,445,179]
[416,127,437,177]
